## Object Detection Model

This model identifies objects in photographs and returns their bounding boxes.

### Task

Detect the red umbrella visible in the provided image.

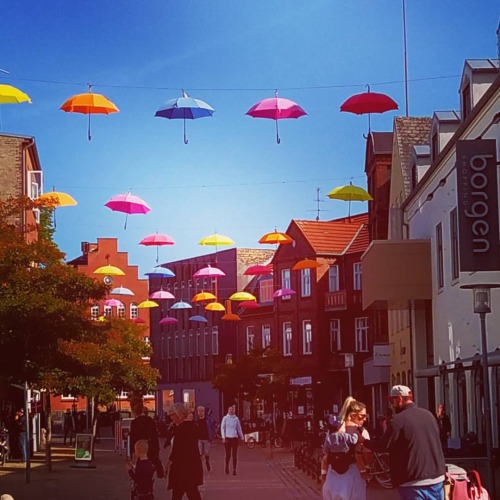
[239,300,261,309]
[139,232,176,263]
[105,192,151,229]
[340,85,398,133]
[244,264,273,276]
[246,90,307,144]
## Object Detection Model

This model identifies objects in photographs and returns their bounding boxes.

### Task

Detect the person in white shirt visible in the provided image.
[220,406,244,476]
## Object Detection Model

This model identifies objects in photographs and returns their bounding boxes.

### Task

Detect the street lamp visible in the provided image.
[460,283,499,496]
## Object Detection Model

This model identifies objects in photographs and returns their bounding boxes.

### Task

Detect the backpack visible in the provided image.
[467,470,490,500]
[444,464,490,500]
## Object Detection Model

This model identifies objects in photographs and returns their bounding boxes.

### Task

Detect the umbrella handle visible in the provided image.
[124,213,128,230]
[275,119,281,144]
[88,114,92,141]
[183,118,188,145]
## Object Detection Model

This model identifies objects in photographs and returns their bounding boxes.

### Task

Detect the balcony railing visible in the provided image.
[325,290,363,311]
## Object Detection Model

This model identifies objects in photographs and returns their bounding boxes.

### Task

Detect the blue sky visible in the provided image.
[1,1,498,274]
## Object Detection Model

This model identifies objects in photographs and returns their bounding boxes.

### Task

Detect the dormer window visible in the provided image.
[461,82,471,121]
[431,132,439,163]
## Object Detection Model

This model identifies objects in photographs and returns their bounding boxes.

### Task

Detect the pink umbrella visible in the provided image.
[104,299,124,307]
[105,193,151,229]
[246,90,307,144]
[159,316,178,325]
[150,290,175,300]
[133,317,146,324]
[244,264,273,276]
[139,232,176,263]
[273,288,296,298]
[193,265,226,278]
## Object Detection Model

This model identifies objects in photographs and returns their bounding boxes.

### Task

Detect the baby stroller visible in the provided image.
[0,428,9,466]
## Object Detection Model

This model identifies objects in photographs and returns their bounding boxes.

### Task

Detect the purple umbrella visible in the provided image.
[273,288,296,298]
[105,192,151,229]
[104,298,124,307]
[150,290,175,300]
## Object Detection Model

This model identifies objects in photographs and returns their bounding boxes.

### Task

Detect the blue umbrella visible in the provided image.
[189,315,208,323]
[144,267,175,278]
[155,91,215,144]
[171,300,193,310]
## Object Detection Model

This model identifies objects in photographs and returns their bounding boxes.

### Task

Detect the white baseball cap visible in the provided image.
[389,385,412,397]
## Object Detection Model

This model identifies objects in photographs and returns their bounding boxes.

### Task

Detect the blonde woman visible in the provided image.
[320,397,370,500]
[164,403,203,500]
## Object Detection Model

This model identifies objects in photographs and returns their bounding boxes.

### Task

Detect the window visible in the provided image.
[130,303,138,319]
[431,132,439,162]
[211,326,219,355]
[118,304,125,318]
[260,279,274,303]
[182,333,187,357]
[27,170,43,199]
[204,329,210,355]
[450,209,459,280]
[196,331,202,356]
[302,320,312,355]
[329,319,341,352]
[189,332,194,356]
[353,263,362,290]
[301,269,311,297]
[262,324,271,349]
[283,322,292,356]
[436,222,444,288]
[328,265,339,291]
[246,326,255,354]
[461,82,471,120]
[355,317,369,352]
[103,305,112,317]
[90,304,99,320]
[281,268,291,289]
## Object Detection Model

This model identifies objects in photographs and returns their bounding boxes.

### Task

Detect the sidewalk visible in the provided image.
[0,432,397,499]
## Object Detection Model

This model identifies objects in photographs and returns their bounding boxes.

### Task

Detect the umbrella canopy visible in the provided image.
[105,193,151,230]
[230,291,257,301]
[149,290,175,300]
[189,315,208,323]
[144,267,175,278]
[110,286,134,296]
[273,288,296,298]
[155,91,215,144]
[327,182,373,218]
[259,231,293,245]
[239,301,261,309]
[193,265,226,278]
[243,264,273,276]
[159,316,178,325]
[103,299,124,307]
[138,300,159,308]
[60,85,119,140]
[0,84,32,104]
[198,234,235,247]
[140,232,175,263]
[133,317,146,324]
[37,191,77,207]
[94,264,125,276]
[292,258,321,271]
[205,302,225,312]
[246,91,307,144]
[170,300,192,310]
[192,292,217,302]
[222,313,241,321]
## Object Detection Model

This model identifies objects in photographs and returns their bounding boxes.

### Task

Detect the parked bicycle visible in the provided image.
[246,430,282,449]
[365,451,392,489]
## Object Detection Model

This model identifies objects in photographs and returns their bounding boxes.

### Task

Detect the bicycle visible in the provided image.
[246,431,283,449]
[364,451,392,489]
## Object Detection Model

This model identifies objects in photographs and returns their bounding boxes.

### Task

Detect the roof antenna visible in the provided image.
[315,187,322,221]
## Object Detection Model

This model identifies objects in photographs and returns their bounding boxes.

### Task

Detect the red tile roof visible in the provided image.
[293,213,369,255]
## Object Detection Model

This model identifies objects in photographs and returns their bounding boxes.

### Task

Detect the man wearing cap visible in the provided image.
[379,385,446,499]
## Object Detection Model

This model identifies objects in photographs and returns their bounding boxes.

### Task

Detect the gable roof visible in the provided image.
[293,213,369,256]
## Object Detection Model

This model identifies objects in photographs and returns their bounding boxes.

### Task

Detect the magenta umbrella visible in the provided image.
[159,316,178,325]
[243,264,273,276]
[193,265,226,278]
[140,232,176,262]
[150,290,175,300]
[273,288,296,298]
[246,90,307,144]
[104,299,124,307]
[105,193,151,229]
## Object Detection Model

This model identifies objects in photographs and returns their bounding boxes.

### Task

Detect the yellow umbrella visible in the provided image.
[198,233,235,246]
[205,302,225,312]
[37,191,77,207]
[192,291,217,302]
[138,300,159,308]
[230,291,256,301]
[94,265,125,276]
[327,182,373,219]
[0,84,32,104]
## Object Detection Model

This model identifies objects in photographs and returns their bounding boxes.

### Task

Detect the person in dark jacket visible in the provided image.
[435,403,451,450]
[380,385,446,499]
[164,403,203,500]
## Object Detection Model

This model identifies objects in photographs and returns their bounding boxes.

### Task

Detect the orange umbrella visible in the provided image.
[292,258,321,271]
[192,291,217,302]
[60,84,119,140]
[259,230,293,245]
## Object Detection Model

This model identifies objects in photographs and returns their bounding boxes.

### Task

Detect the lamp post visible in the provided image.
[461,284,499,496]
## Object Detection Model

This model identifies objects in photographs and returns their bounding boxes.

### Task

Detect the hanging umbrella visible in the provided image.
[60,84,119,140]
[0,84,32,104]
[105,192,151,230]
[273,288,296,298]
[104,299,124,307]
[149,290,175,300]
[189,315,208,323]
[111,286,134,296]
[205,302,225,312]
[193,265,226,278]
[340,85,398,133]
[159,316,178,325]
[246,90,307,144]
[36,190,77,227]
[138,300,159,308]
[292,258,321,271]
[244,264,273,275]
[259,230,293,245]
[198,233,235,247]
[222,313,241,321]
[239,301,261,309]
[144,267,175,278]
[170,300,192,310]
[155,90,215,144]
[327,182,373,219]
[133,317,146,324]
[139,232,176,263]
[230,291,257,301]
[94,264,125,276]
[192,292,217,302]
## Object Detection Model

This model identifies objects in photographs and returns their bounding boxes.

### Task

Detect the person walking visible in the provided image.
[379,385,446,499]
[127,439,156,500]
[320,397,370,500]
[220,405,244,476]
[164,403,203,500]
[63,409,75,446]
[194,406,214,472]
[435,403,451,451]
[14,409,27,463]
